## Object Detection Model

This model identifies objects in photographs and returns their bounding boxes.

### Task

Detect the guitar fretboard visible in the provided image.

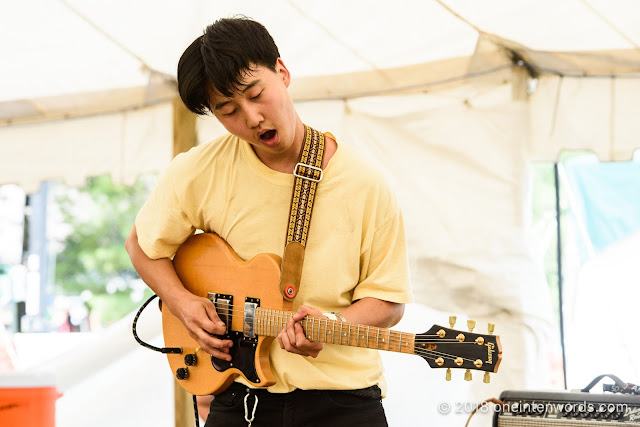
[254,308,415,354]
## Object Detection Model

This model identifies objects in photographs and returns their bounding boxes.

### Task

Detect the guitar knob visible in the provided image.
[483,372,491,383]
[467,320,476,332]
[176,367,189,380]
[184,353,197,366]
[488,323,495,335]
[464,369,472,381]
[449,316,457,328]
[446,368,452,381]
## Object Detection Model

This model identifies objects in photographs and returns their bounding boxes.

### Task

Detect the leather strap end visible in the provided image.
[279,241,305,301]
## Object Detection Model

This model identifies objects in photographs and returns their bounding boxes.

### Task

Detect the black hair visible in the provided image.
[177,17,280,115]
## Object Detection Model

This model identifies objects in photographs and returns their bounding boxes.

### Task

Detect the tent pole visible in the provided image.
[172,96,198,427]
[554,162,568,390]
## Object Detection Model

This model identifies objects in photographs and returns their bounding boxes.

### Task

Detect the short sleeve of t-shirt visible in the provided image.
[353,209,412,304]
[135,153,196,259]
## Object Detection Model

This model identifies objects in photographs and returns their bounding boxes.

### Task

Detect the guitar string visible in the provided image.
[209,304,488,344]
[212,305,470,344]
[198,305,487,366]
[201,305,491,347]
[413,347,486,366]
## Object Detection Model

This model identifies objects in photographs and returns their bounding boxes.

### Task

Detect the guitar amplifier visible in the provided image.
[494,390,640,426]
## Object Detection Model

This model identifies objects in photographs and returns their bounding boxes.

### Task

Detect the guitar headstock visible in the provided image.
[415,316,502,383]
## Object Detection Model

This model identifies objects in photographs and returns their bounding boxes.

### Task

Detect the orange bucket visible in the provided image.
[0,372,62,427]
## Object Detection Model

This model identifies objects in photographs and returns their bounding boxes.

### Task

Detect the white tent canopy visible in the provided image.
[3,1,640,426]
[2,1,640,177]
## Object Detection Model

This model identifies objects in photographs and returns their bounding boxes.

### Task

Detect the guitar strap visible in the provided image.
[278,124,325,302]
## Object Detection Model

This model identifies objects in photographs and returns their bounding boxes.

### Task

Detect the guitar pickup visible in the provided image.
[243,298,260,341]
[209,292,232,335]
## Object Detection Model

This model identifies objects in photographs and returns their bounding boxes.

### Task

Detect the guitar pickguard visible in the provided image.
[210,332,261,383]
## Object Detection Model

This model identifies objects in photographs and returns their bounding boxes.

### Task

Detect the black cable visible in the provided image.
[193,394,200,427]
[132,294,182,354]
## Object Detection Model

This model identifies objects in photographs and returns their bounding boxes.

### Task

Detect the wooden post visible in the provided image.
[173,97,198,157]
[172,96,198,427]
[511,65,529,102]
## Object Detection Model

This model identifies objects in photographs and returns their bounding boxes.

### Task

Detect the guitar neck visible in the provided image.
[254,308,415,354]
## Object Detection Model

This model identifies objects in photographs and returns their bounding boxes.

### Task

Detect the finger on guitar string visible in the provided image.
[176,294,233,361]
[277,306,324,358]
[278,327,323,358]
[193,330,233,361]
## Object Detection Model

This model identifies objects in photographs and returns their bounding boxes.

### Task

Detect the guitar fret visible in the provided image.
[266,309,270,336]
[356,324,360,347]
[366,326,370,348]
[376,328,380,349]
[271,309,275,336]
[277,310,282,335]
[332,318,336,344]
[274,310,278,336]
[265,309,270,336]
[399,331,403,352]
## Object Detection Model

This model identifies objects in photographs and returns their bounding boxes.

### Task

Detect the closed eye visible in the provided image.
[250,91,263,101]
[223,109,237,116]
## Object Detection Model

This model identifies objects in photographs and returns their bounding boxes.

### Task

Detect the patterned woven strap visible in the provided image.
[279,125,325,301]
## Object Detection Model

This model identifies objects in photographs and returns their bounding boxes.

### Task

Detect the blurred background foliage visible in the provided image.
[52,174,156,326]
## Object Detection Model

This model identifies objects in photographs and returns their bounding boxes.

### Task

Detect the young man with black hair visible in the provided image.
[126,17,412,427]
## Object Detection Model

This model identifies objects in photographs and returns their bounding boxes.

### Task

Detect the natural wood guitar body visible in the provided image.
[163,233,283,395]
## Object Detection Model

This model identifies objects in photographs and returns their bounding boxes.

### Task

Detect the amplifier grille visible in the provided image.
[495,390,640,426]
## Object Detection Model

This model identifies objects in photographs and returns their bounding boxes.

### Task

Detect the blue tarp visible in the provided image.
[562,154,640,255]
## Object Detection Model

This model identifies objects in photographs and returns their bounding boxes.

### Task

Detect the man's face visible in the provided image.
[208,59,301,160]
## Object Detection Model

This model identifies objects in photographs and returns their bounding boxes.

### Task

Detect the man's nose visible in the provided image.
[244,105,263,128]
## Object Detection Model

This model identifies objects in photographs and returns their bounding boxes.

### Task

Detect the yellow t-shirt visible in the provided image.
[135,132,412,394]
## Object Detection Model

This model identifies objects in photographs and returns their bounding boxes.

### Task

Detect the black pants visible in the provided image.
[204,382,388,427]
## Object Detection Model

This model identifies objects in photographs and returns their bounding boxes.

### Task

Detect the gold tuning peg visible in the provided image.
[467,320,476,333]
[488,323,495,335]
[446,368,452,381]
[449,316,457,328]
[464,369,472,381]
[483,372,491,383]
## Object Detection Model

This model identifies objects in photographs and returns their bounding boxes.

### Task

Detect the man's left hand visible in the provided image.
[277,305,325,358]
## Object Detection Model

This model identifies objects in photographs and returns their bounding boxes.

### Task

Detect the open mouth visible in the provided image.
[259,129,276,141]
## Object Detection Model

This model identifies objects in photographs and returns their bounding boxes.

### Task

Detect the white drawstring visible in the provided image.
[244,389,259,426]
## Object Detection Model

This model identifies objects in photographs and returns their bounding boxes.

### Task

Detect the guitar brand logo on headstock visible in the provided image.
[486,342,495,364]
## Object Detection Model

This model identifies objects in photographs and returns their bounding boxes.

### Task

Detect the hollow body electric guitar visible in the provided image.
[162,233,502,396]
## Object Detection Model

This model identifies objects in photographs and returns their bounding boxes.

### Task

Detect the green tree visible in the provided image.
[54,174,155,324]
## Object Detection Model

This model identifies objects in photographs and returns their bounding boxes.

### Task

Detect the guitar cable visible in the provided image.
[465,397,506,427]
[133,295,203,427]
[132,294,182,354]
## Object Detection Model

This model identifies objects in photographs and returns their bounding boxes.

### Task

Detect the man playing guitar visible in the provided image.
[125,17,412,426]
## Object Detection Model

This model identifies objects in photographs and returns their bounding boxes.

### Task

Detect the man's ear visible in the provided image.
[275,58,291,88]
